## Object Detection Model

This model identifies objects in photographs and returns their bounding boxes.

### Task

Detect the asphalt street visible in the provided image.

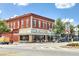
[0,47,79,56]
[0,43,79,56]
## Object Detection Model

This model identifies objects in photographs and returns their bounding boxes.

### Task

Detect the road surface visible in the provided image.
[0,43,79,56]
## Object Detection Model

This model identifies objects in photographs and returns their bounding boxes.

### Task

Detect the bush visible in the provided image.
[67,43,79,46]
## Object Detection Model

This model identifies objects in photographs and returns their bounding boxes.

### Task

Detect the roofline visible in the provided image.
[6,13,55,22]
[30,13,55,22]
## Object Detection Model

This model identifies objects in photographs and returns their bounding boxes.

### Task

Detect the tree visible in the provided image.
[53,18,65,42]
[70,24,74,34]
[70,24,74,42]
[53,18,65,34]
[0,20,10,33]
[77,24,79,35]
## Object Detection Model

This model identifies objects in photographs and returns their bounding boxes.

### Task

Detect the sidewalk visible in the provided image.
[0,42,67,49]
[0,42,79,52]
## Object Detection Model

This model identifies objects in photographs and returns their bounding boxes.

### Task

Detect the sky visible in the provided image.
[0,3,78,25]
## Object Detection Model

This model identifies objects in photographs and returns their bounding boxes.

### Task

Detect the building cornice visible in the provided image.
[6,13,55,22]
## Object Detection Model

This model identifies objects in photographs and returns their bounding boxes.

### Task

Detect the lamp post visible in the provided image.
[74,27,78,41]
[65,22,70,42]
[66,31,69,42]
[49,28,52,42]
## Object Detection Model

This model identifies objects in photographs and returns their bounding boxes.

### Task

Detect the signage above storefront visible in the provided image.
[19,28,54,35]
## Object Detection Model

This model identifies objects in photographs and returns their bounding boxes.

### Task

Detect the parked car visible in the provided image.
[0,36,9,44]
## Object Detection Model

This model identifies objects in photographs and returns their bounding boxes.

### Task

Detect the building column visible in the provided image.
[45,35,48,42]
[29,35,33,42]
[30,16,33,28]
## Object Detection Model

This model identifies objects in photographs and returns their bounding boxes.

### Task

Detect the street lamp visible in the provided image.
[74,27,78,41]
[49,28,53,42]
[65,22,70,42]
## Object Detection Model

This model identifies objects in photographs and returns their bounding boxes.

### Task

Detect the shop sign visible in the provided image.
[31,29,48,34]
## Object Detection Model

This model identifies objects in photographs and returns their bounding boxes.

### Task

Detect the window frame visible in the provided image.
[21,19,24,28]
[26,19,29,27]
[32,19,36,27]
[17,20,20,28]
[38,20,41,28]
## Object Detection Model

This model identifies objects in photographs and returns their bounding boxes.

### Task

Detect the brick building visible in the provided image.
[6,13,55,43]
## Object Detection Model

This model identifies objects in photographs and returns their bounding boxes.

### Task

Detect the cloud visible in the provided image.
[13,3,29,6]
[10,14,18,18]
[62,18,74,23]
[5,14,18,20]
[13,14,18,17]
[55,3,75,9]
[0,10,2,14]
[70,19,74,22]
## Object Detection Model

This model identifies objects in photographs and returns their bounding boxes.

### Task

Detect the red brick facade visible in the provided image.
[5,13,55,43]
[6,13,54,30]
[1,33,20,42]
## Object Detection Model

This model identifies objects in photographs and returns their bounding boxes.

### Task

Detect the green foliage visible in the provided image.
[77,24,79,34]
[0,20,10,33]
[53,18,65,34]
[67,43,79,46]
[70,24,74,34]
[77,24,79,28]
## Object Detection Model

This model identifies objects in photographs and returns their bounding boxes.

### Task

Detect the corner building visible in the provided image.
[6,13,55,43]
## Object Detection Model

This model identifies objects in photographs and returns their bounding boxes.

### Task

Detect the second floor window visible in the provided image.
[7,23,9,28]
[52,23,53,29]
[38,20,41,28]
[21,20,24,28]
[13,22,15,29]
[10,22,13,29]
[17,20,20,28]
[50,23,52,28]
[47,23,49,29]
[46,23,47,29]
[32,20,36,27]
[42,21,45,28]
[26,19,29,27]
